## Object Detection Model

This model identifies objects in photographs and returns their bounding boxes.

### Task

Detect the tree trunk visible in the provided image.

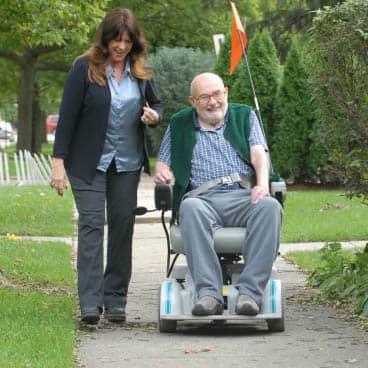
[31,84,44,154]
[41,108,47,145]
[16,51,36,152]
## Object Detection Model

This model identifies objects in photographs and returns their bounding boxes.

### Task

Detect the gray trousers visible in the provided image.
[68,164,140,312]
[179,189,283,306]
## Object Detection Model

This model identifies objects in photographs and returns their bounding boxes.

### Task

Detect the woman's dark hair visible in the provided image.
[77,8,151,85]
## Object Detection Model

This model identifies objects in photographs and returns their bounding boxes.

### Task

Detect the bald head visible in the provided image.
[190,73,225,97]
[188,72,228,128]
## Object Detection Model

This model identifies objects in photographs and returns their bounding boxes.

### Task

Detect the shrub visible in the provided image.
[230,29,281,141]
[309,0,368,201]
[308,243,368,317]
[213,32,240,91]
[148,47,215,155]
[272,39,315,183]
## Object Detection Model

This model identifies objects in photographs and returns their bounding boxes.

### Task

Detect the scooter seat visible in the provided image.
[170,225,246,254]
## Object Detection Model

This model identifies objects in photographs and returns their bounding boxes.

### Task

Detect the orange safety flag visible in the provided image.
[230,1,248,75]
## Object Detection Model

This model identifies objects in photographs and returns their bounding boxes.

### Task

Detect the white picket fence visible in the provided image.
[0,150,51,185]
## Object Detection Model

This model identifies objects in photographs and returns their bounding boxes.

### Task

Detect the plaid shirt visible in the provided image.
[157,109,267,189]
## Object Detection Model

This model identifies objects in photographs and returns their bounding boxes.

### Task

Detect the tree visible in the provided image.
[108,0,260,52]
[272,39,315,183]
[147,47,215,154]
[230,29,281,142]
[0,0,108,153]
[0,58,18,123]
[252,0,344,60]
[309,0,368,201]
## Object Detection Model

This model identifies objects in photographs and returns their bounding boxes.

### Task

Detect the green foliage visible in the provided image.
[107,0,260,51]
[0,0,109,152]
[308,243,368,317]
[253,0,343,60]
[213,32,240,89]
[0,59,19,122]
[230,29,281,141]
[309,0,368,201]
[147,47,215,154]
[272,39,315,182]
[0,0,107,50]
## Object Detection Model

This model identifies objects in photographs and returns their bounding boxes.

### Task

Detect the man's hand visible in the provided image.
[154,161,173,184]
[50,158,68,196]
[250,145,270,204]
[251,184,270,204]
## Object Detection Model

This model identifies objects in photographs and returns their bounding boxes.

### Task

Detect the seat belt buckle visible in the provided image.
[220,176,233,185]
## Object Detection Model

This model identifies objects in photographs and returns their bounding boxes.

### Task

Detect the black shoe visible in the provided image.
[235,294,260,316]
[192,296,224,316]
[105,307,126,323]
[81,307,100,324]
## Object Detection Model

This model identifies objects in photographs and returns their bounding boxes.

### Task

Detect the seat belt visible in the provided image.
[187,172,255,198]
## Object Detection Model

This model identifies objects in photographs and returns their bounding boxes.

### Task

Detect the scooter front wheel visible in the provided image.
[158,286,177,332]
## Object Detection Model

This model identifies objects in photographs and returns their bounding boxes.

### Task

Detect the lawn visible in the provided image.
[0,238,77,368]
[0,185,74,237]
[282,190,368,242]
[284,248,354,272]
[0,239,76,288]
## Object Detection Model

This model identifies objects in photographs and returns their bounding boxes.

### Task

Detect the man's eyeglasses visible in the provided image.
[195,90,226,105]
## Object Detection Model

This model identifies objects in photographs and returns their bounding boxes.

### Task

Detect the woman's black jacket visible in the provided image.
[53,57,163,184]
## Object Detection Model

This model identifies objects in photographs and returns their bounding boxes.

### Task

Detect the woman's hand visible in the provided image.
[50,158,68,196]
[141,102,159,125]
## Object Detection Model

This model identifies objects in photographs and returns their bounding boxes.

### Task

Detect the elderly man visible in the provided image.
[154,73,282,316]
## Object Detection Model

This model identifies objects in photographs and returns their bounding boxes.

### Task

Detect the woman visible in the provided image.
[50,8,162,324]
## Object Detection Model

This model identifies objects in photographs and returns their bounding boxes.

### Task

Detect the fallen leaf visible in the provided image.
[184,348,211,354]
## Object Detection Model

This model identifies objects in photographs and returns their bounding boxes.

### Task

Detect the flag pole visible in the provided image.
[236,28,274,173]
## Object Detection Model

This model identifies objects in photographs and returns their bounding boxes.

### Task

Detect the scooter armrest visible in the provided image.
[155,184,173,211]
[270,180,287,206]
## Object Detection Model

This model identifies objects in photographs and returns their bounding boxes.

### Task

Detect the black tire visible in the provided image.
[158,286,177,333]
[267,315,285,332]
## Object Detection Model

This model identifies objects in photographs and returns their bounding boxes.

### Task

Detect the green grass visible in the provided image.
[0,238,77,368]
[282,190,368,242]
[0,185,74,237]
[149,156,157,172]
[285,248,354,272]
[0,289,77,368]
[0,239,76,289]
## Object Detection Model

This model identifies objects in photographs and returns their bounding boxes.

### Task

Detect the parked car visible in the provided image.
[46,114,59,134]
[0,121,15,141]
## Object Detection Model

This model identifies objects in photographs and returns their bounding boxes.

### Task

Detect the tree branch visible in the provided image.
[31,45,64,57]
[35,61,69,72]
[0,50,23,64]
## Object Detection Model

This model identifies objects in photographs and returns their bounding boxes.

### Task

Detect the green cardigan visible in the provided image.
[169,103,253,219]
